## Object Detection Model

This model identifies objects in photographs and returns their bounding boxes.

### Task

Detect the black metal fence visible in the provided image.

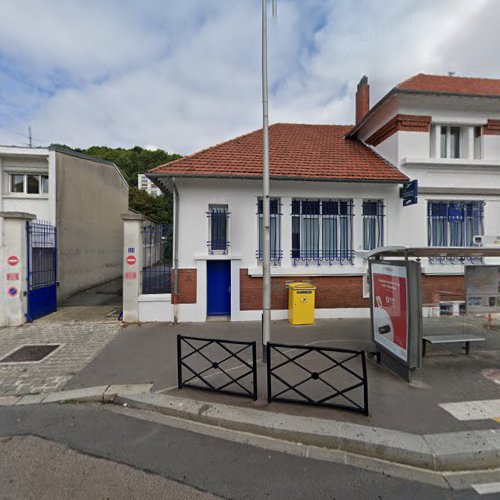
[267,343,368,415]
[177,335,257,400]
[142,224,172,294]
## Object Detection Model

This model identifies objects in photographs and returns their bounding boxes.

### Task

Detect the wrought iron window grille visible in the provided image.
[427,201,485,265]
[362,200,385,251]
[207,206,230,254]
[291,199,354,266]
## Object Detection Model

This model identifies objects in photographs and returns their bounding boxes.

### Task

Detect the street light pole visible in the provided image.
[261,0,275,361]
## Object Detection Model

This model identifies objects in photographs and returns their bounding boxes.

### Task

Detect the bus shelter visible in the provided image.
[361,246,500,382]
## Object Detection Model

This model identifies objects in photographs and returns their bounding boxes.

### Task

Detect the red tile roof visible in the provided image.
[396,73,500,97]
[149,123,408,183]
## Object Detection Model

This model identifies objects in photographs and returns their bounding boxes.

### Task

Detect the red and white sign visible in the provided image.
[126,255,136,265]
[125,271,137,280]
[7,256,19,266]
[370,263,408,362]
[6,273,19,281]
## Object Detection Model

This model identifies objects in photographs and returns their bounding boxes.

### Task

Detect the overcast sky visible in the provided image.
[0,0,498,154]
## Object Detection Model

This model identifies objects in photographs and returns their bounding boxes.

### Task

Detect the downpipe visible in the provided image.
[172,180,180,323]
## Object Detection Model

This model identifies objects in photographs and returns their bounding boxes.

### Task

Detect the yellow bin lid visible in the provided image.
[287,282,316,290]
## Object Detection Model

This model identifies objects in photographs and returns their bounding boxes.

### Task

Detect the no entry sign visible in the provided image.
[7,256,19,266]
[126,255,136,265]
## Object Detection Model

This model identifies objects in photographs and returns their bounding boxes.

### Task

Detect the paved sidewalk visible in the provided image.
[66,317,500,435]
[0,321,121,396]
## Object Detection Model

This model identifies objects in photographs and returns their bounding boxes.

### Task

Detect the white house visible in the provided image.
[0,145,129,305]
[147,73,500,323]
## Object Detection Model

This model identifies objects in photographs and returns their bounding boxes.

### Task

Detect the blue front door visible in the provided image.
[207,261,231,316]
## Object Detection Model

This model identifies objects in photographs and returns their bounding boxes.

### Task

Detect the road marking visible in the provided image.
[439,399,500,421]
[472,482,500,495]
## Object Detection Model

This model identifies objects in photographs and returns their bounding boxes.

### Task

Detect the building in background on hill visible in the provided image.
[138,173,161,197]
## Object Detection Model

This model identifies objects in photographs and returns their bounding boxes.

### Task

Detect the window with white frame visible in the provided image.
[427,200,484,263]
[207,204,229,254]
[9,173,48,195]
[362,200,384,250]
[440,126,461,158]
[257,198,282,264]
[291,199,354,265]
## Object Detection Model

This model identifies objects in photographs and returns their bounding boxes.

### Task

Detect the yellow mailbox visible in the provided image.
[288,282,316,325]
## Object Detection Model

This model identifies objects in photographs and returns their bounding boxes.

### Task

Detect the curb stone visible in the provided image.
[1,384,153,406]
[113,392,500,473]
[2,387,499,473]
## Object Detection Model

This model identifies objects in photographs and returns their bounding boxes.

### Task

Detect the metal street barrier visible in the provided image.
[177,335,257,400]
[266,342,368,415]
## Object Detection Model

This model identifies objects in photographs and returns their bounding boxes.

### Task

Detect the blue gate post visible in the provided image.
[0,212,36,327]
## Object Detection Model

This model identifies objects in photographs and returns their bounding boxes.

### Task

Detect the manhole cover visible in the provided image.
[0,344,60,363]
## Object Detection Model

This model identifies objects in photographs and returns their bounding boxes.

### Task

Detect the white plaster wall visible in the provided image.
[482,135,500,160]
[138,294,173,322]
[176,177,397,273]
[373,133,398,166]
[55,152,129,301]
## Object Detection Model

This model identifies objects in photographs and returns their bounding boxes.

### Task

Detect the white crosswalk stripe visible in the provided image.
[472,482,500,495]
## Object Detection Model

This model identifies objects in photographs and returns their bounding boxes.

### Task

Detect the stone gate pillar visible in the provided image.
[122,213,144,323]
[0,212,36,327]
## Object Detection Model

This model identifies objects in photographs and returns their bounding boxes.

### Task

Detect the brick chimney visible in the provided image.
[355,75,370,124]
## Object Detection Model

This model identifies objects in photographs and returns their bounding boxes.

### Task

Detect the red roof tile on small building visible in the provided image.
[149,123,408,183]
[396,73,500,97]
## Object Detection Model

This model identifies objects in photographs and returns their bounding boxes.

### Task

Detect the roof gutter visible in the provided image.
[147,172,408,184]
[172,178,180,323]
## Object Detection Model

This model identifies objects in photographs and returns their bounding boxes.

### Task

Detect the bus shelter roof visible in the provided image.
[360,246,500,260]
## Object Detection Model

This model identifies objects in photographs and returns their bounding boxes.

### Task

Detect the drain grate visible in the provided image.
[0,344,60,363]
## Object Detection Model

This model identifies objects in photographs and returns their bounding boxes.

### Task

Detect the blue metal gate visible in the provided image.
[26,220,57,321]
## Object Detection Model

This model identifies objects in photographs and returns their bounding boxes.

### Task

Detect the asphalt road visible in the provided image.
[0,403,490,500]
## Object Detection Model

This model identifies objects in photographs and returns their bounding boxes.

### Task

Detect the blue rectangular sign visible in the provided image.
[400,180,418,206]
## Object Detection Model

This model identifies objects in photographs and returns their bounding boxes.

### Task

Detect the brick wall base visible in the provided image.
[240,270,369,310]
[422,274,464,305]
[240,270,465,310]
[177,269,197,304]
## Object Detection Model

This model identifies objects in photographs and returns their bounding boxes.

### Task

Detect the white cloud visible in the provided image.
[0,0,499,154]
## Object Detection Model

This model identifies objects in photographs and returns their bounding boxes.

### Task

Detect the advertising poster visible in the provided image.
[466,265,500,314]
[370,263,409,362]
